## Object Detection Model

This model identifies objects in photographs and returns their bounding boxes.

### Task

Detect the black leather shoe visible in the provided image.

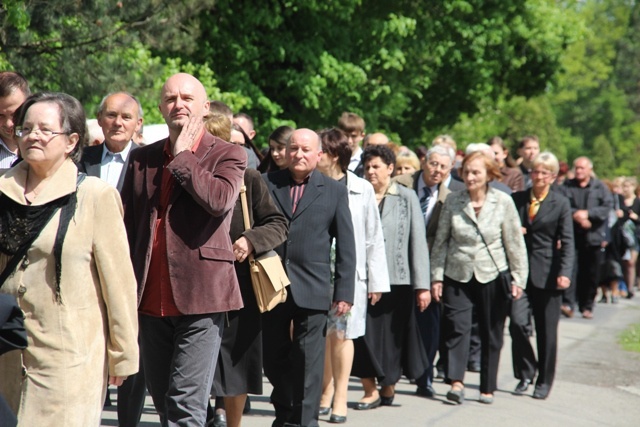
[318,407,330,416]
[214,413,227,427]
[514,378,532,395]
[243,395,251,414]
[329,414,347,424]
[207,413,227,427]
[532,384,550,400]
[467,362,481,373]
[380,394,395,406]
[436,369,445,379]
[355,397,381,410]
[416,385,436,398]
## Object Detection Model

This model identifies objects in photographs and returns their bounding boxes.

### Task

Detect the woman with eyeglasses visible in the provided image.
[0,92,139,426]
[509,152,574,399]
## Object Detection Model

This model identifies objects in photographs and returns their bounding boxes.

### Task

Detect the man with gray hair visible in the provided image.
[0,72,30,168]
[78,92,145,427]
[79,92,143,191]
[395,143,464,397]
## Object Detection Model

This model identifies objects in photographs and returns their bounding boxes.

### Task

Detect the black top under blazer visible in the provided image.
[512,189,575,290]
[262,169,356,311]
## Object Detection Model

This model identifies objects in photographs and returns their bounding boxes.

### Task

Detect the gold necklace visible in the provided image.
[24,168,43,203]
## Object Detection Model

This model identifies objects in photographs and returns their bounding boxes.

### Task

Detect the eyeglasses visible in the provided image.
[15,127,69,139]
[531,169,552,176]
[427,161,451,171]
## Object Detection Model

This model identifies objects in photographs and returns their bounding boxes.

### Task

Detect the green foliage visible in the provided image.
[435,0,640,179]
[0,0,636,178]
[184,0,575,146]
[619,322,640,353]
[0,0,217,120]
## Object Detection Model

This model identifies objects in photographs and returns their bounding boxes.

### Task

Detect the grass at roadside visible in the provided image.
[620,323,640,353]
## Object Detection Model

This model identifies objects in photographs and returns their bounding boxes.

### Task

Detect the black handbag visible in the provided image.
[474,225,513,300]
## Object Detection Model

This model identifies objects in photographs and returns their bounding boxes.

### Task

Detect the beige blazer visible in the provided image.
[0,159,139,426]
[430,186,528,287]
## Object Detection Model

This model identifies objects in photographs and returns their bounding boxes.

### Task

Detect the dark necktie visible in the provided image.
[420,187,432,214]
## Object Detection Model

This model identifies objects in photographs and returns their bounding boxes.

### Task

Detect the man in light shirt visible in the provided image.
[0,72,30,168]
[79,92,143,191]
[337,112,366,176]
[78,91,145,427]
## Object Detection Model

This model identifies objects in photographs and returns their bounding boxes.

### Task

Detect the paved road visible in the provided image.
[101,296,640,426]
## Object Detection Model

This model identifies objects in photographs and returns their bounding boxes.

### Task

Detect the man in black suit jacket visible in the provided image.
[262,128,356,427]
[78,91,145,427]
[510,152,575,399]
[79,92,143,192]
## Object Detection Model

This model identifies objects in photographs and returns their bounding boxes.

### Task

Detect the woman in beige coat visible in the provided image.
[431,151,528,405]
[0,92,139,426]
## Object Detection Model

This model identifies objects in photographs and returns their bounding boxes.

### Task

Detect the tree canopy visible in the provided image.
[1,0,638,177]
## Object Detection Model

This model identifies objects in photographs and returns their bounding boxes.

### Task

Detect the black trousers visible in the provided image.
[436,307,481,377]
[510,293,536,381]
[262,294,327,427]
[510,287,562,389]
[117,348,146,427]
[571,243,604,312]
[416,301,440,388]
[442,276,509,394]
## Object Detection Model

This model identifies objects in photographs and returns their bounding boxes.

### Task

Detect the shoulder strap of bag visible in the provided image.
[239,185,251,232]
[473,221,502,273]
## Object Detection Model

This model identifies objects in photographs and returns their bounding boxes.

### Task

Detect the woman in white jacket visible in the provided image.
[316,128,390,424]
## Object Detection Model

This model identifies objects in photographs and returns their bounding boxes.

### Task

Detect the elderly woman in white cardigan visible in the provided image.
[316,129,390,423]
[431,151,528,405]
[351,144,431,411]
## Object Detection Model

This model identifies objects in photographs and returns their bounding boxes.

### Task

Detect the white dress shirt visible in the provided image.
[100,141,133,188]
[348,146,363,172]
[0,137,18,168]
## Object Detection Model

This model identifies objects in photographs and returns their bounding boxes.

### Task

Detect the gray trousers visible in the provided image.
[139,313,224,427]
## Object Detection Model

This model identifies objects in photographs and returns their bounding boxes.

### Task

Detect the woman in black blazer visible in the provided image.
[510,151,575,400]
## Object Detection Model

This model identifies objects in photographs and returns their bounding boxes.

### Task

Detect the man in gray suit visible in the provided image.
[262,128,356,427]
[78,91,145,427]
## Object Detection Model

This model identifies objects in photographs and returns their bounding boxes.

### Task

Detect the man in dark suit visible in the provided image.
[79,92,142,192]
[510,152,574,399]
[395,144,464,397]
[121,73,247,426]
[78,91,144,426]
[262,128,356,427]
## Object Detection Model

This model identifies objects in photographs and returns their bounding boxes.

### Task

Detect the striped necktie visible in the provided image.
[420,187,432,214]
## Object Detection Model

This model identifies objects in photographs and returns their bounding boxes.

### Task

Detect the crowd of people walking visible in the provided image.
[0,70,637,427]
